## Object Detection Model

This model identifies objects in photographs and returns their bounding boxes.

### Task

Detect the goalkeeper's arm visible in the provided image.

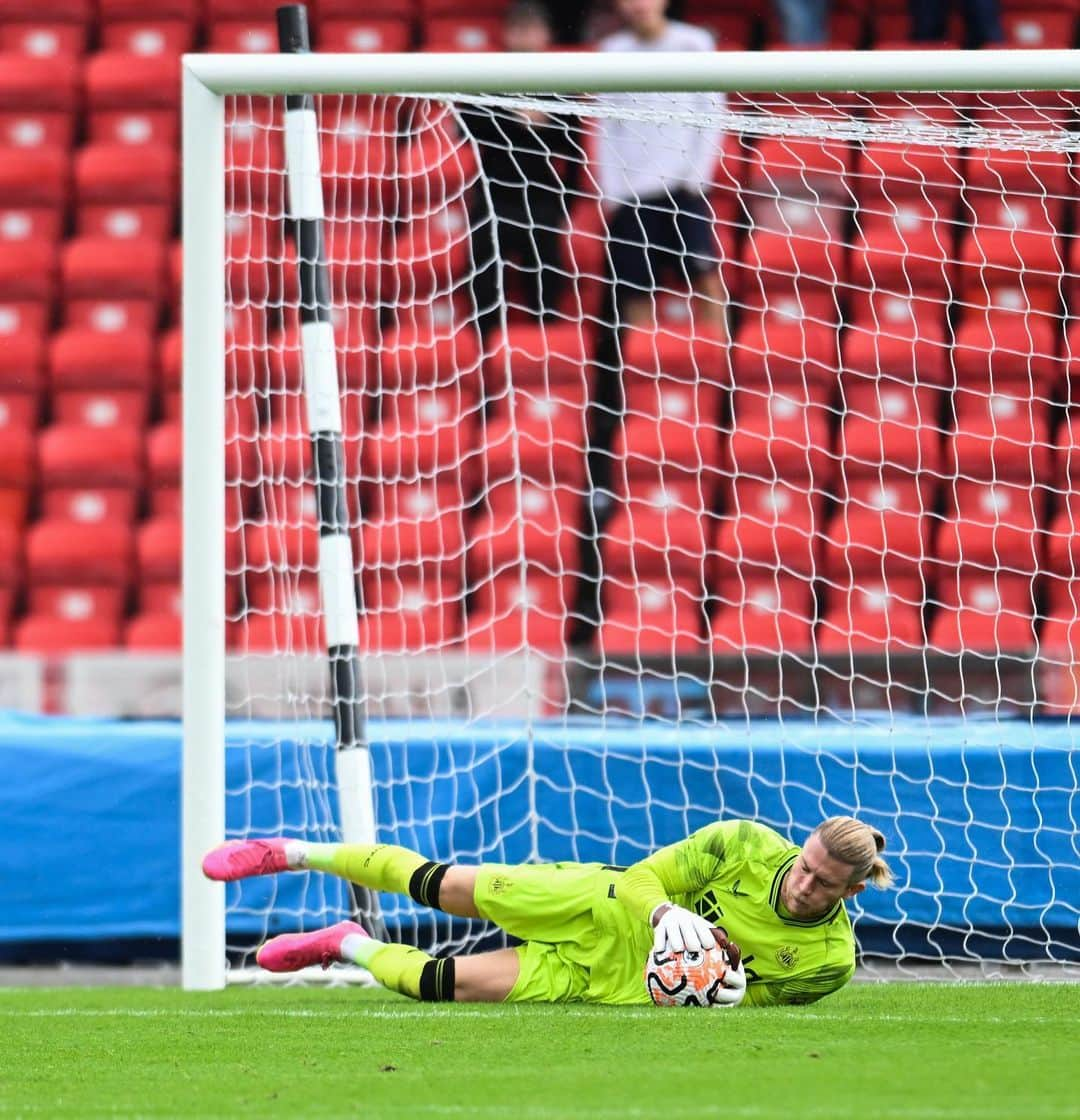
[619,822,733,952]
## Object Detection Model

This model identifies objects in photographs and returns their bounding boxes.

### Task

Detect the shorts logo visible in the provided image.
[489,876,511,895]
[775,945,799,970]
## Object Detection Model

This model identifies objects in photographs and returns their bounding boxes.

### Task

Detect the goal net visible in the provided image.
[185,55,1080,985]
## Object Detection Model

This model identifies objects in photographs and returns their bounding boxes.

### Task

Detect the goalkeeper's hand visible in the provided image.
[649,903,717,954]
[711,954,748,1008]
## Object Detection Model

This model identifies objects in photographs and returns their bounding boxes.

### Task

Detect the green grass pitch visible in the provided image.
[2,983,1077,1119]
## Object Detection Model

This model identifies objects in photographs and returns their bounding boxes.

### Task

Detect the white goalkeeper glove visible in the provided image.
[711,957,747,1008]
[650,902,717,955]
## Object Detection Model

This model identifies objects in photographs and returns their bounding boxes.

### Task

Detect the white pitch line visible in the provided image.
[0,1007,1060,1027]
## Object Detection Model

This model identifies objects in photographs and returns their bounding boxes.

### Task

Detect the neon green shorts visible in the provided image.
[473,862,604,1004]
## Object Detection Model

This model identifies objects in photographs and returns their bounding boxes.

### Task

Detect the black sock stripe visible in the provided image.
[408,862,450,909]
[419,957,456,1002]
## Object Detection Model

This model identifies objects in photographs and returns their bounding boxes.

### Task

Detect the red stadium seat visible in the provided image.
[25,517,133,586]
[946,390,1052,484]
[469,481,579,578]
[136,515,180,585]
[125,610,181,649]
[820,499,930,584]
[0,237,55,302]
[1001,9,1076,48]
[15,614,121,651]
[965,146,1071,207]
[0,54,79,113]
[207,21,277,52]
[0,144,67,208]
[100,21,195,56]
[850,201,953,299]
[857,141,963,212]
[398,109,479,212]
[469,571,571,628]
[52,389,149,427]
[485,320,593,396]
[87,109,179,148]
[358,579,461,652]
[482,391,588,490]
[599,581,709,658]
[0,322,45,390]
[818,583,925,653]
[745,138,852,218]
[714,480,821,582]
[711,577,816,656]
[0,108,72,147]
[74,143,176,209]
[951,305,1061,397]
[99,0,195,19]
[49,326,155,391]
[621,324,730,388]
[0,22,86,57]
[463,606,568,654]
[237,611,324,653]
[84,52,180,113]
[319,19,412,52]
[928,573,1037,653]
[956,197,1064,306]
[376,324,482,397]
[363,389,479,488]
[732,312,838,398]
[359,482,466,578]
[0,408,33,526]
[936,480,1044,578]
[62,237,166,305]
[727,388,831,488]
[836,381,943,488]
[422,16,503,50]
[842,293,949,387]
[742,199,845,301]
[604,491,713,584]
[385,204,472,303]
[615,407,723,501]
[37,422,142,502]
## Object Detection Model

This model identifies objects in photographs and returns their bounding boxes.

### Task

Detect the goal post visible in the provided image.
[182,47,1080,989]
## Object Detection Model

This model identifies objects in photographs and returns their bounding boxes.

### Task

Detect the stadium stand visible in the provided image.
[0,0,1076,675]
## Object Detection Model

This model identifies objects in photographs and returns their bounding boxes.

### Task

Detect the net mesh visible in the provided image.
[217,87,1080,975]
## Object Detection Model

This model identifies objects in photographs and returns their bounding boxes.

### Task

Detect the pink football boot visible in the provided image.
[256,921,370,973]
[201,838,292,882]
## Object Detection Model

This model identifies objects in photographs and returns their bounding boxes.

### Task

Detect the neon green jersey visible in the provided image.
[586,819,856,1006]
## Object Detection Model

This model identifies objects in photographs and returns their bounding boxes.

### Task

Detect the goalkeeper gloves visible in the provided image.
[710,958,747,1008]
[650,903,717,954]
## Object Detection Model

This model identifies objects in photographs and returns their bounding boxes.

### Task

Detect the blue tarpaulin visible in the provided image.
[2,713,1077,959]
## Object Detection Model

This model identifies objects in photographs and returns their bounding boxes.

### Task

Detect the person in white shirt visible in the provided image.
[597,0,728,338]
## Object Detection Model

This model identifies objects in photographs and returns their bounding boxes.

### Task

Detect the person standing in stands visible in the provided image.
[596,0,728,337]
[461,1,582,339]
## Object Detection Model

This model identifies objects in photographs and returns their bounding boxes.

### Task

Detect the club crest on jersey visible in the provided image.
[775,945,799,969]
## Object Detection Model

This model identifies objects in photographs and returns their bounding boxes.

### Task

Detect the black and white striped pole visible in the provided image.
[276,3,382,936]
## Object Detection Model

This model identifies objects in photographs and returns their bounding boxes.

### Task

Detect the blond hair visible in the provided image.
[813,816,894,888]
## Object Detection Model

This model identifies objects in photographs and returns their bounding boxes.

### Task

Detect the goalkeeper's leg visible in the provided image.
[256,919,520,1003]
[202,839,482,917]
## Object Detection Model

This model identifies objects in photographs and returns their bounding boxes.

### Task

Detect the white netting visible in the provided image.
[216,87,1080,975]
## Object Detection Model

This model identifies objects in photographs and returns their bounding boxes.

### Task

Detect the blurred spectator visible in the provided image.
[911,0,1003,47]
[461,1,581,338]
[596,0,728,337]
[775,0,829,45]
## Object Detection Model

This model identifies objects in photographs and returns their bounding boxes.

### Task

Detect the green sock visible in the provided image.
[304,843,426,894]
[343,937,454,1002]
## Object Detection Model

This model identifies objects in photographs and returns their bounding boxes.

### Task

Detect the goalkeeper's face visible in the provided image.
[782,835,866,920]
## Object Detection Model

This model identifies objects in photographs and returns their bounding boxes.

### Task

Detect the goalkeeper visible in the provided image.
[203,816,892,1007]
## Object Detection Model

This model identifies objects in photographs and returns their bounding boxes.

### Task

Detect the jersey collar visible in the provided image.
[770,853,843,928]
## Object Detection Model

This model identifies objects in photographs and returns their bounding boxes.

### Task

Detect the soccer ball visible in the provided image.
[644,944,733,1007]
